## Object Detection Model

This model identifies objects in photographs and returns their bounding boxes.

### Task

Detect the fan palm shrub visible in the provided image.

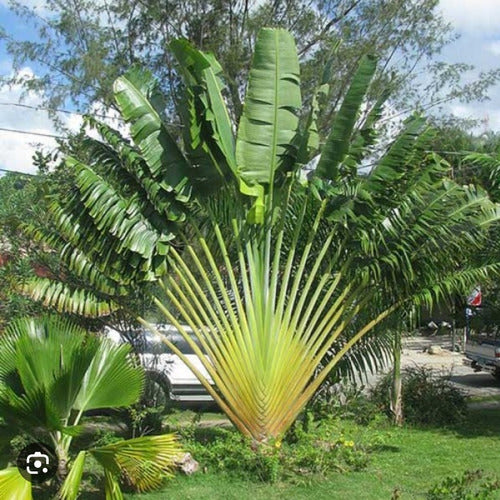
[25,29,500,444]
[0,316,181,499]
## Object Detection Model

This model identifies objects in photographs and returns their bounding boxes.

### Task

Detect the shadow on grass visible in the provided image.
[408,407,500,439]
[451,408,500,438]
[369,444,401,453]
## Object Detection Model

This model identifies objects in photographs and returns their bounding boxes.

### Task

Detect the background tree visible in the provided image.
[1,0,498,129]
[428,125,500,333]
[0,136,171,338]
[0,171,50,330]
[382,125,500,426]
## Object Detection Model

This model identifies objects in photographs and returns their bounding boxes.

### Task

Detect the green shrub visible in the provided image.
[90,428,124,448]
[309,381,382,425]
[371,366,468,426]
[185,417,371,483]
[123,404,164,438]
[186,429,281,482]
[426,469,500,499]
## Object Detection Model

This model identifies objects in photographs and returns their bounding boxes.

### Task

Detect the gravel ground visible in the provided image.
[399,335,500,402]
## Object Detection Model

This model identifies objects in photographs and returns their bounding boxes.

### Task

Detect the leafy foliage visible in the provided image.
[25,29,500,445]
[371,366,468,427]
[90,434,181,493]
[184,418,369,483]
[427,469,500,500]
[0,316,181,498]
[2,0,498,129]
[0,467,31,500]
[0,173,48,330]
[308,382,382,426]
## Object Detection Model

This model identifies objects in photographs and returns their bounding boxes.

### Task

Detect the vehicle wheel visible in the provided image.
[493,369,500,382]
[141,371,171,413]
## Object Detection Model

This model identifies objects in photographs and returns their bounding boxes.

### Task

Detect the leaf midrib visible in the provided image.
[269,30,280,188]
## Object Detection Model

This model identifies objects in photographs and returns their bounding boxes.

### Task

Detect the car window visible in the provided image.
[142,329,207,355]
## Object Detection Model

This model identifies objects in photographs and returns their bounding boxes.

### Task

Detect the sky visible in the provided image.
[0,0,499,174]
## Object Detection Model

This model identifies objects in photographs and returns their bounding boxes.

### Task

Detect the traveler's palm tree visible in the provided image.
[0,316,181,499]
[27,29,500,442]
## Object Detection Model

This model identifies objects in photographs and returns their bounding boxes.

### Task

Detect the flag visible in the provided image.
[467,286,482,307]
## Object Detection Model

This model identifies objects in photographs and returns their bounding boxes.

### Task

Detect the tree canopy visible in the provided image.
[2,0,499,132]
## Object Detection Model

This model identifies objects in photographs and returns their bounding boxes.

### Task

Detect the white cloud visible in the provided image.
[449,103,500,131]
[0,66,129,174]
[439,0,500,35]
[487,40,500,56]
[0,68,58,173]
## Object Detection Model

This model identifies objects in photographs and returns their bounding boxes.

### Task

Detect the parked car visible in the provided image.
[464,331,500,382]
[105,325,216,410]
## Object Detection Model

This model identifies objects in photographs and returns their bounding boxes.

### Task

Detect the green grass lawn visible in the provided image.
[125,408,500,500]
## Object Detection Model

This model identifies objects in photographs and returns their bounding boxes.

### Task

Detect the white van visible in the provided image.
[105,325,215,409]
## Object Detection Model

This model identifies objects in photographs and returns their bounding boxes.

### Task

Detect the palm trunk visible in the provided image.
[56,450,69,482]
[390,329,403,426]
[54,433,71,482]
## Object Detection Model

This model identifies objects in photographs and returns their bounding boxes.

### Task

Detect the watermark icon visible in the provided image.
[17,442,58,484]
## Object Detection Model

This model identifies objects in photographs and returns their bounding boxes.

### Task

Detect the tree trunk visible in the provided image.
[55,442,69,483]
[390,329,403,426]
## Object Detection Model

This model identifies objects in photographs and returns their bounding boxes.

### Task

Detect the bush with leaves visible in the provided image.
[124,405,164,438]
[183,417,372,483]
[427,469,500,500]
[308,381,382,426]
[186,429,281,483]
[371,366,468,427]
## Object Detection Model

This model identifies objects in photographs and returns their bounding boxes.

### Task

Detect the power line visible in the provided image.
[0,167,37,176]
[0,101,117,120]
[0,126,64,139]
[0,102,181,127]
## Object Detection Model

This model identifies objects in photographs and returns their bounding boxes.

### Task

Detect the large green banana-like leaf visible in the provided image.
[316,55,377,180]
[236,28,301,208]
[90,434,182,493]
[296,81,328,164]
[0,468,31,500]
[170,40,237,180]
[113,67,190,197]
[297,45,339,164]
[347,86,391,166]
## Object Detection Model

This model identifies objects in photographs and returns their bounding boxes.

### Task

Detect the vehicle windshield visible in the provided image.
[140,328,208,355]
